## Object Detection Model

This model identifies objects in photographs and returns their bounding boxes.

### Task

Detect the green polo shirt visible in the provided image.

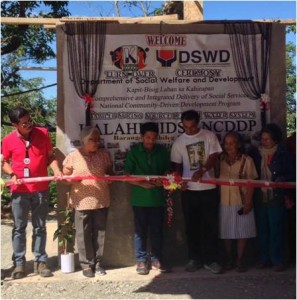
[124,143,170,207]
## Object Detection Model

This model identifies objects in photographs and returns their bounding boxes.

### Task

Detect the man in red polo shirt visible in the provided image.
[2,106,62,279]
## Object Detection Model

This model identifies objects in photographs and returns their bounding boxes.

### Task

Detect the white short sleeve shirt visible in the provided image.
[171,129,222,191]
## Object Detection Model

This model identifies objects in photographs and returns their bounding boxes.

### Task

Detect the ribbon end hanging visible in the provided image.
[83,94,94,111]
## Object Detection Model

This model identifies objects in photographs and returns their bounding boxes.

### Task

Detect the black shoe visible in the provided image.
[185,260,201,272]
[83,268,95,278]
[136,261,149,275]
[11,265,26,280]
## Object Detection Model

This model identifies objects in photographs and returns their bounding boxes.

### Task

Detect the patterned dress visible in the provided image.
[63,149,112,210]
[219,154,258,239]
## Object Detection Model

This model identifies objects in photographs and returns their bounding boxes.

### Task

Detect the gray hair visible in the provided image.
[80,126,100,145]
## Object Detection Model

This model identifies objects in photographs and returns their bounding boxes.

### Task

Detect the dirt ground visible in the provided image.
[1,211,296,299]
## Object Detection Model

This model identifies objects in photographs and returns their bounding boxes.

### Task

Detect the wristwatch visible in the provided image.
[9,172,16,178]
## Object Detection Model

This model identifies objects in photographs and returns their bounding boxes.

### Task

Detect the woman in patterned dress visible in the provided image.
[218,132,258,272]
[63,126,113,278]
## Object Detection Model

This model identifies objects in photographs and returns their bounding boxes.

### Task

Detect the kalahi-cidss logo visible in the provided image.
[110,46,149,73]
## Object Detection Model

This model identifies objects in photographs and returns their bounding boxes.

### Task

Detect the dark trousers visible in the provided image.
[181,189,219,265]
[133,206,164,263]
[254,200,286,265]
[75,208,108,270]
[287,206,296,262]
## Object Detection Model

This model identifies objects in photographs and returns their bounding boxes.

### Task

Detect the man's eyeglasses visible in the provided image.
[19,119,33,128]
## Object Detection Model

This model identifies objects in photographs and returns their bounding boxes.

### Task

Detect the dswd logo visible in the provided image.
[156,50,177,67]
[110,46,149,73]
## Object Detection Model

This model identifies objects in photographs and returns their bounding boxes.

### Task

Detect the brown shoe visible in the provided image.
[82,268,95,278]
[11,265,26,280]
[136,262,149,275]
[34,262,53,277]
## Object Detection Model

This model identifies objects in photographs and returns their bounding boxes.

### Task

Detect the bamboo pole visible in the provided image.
[1,16,295,27]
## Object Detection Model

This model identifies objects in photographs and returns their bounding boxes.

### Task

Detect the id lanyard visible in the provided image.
[23,140,31,178]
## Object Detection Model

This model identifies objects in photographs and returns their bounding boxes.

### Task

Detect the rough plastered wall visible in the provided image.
[56,22,286,267]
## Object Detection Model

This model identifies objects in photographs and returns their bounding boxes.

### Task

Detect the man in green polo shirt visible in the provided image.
[124,122,170,275]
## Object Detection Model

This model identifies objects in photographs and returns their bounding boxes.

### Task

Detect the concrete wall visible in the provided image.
[102,184,187,267]
[56,22,287,267]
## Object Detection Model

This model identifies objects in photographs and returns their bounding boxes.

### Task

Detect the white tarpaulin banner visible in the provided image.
[63,33,268,174]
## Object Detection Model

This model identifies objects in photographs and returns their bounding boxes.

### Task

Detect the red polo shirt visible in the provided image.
[2,127,53,193]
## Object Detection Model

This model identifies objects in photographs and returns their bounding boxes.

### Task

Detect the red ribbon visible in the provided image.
[4,175,296,189]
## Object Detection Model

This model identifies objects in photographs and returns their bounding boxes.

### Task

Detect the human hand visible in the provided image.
[102,175,112,184]
[54,170,63,180]
[139,181,156,189]
[243,201,253,214]
[180,182,188,191]
[150,178,163,187]
[10,174,20,185]
[60,174,76,184]
[191,169,204,182]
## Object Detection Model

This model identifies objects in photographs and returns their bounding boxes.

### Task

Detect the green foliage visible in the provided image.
[1,179,11,209]
[287,25,296,34]
[285,25,296,136]
[112,0,163,17]
[152,7,164,16]
[1,1,69,89]
[47,168,57,207]
[53,208,76,254]
[1,77,57,128]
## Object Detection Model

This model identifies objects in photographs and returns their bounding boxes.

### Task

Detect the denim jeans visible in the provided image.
[133,206,164,263]
[11,191,49,266]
